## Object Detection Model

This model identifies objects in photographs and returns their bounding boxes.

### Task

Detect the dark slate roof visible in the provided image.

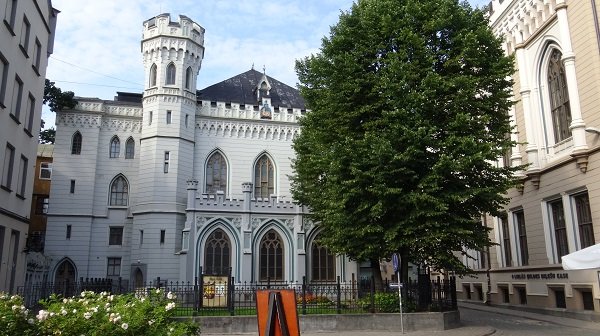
[197,69,306,109]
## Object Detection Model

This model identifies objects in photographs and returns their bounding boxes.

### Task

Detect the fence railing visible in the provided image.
[17,275,457,316]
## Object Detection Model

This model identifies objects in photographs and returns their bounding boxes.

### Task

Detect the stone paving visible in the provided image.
[202,301,600,335]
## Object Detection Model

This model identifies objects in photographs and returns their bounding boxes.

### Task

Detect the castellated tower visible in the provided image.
[132,14,204,282]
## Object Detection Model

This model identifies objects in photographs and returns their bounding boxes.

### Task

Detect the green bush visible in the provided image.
[0,289,198,336]
[358,292,416,313]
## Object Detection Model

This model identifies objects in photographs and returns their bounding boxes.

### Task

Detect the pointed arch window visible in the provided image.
[206,152,227,195]
[166,63,176,85]
[254,154,274,199]
[204,229,231,275]
[109,175,128,206]
[547,49,572,143]
[71,131,82,155]
[260,229,283,281]
[185,66,193,90]
[149,63,157,87]
[109,136,120,158]
[311,238,336,281]
[125,137,135,159]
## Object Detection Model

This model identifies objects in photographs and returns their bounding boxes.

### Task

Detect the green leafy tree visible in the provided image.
[293,0,519,284]
[39,127,56,144]
[43,79,77,112]
[41,79,77,144]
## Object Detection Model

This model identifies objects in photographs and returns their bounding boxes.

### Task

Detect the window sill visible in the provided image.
[16,193,25,200]
[19,44,29,58]
[108,205,128,209]
[0,101,5,109]
[9,113,21,124]
[32,64,40,76]
[23,128,33,138]
[3,20,15,36]
[1,185,12,193]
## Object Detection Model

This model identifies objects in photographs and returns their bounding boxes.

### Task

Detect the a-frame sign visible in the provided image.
[256,289,300,336]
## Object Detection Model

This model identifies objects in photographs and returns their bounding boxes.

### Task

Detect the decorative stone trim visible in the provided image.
[197,119,300,141]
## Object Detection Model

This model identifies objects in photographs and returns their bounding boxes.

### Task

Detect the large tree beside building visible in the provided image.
[292,0,518,283]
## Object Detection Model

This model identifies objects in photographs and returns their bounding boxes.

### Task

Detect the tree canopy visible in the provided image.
[44,79,77,113]
[41,80,77,144]
[292,0,518,278]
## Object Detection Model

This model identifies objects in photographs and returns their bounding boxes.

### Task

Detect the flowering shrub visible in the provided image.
[0,293,36,336]
[0,289,198,336]
[296,293,334,306]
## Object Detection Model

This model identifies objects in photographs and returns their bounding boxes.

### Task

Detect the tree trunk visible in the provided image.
[400,248,409,284]
[370,258,384,291]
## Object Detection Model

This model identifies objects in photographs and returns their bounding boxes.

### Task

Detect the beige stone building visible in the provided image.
[457,0,600,314]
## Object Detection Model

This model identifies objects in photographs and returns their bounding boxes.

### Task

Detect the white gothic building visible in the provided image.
[44,13,358,286]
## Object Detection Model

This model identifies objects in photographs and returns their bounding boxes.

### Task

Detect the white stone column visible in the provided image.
[241,182,253,282]
[513,30,540,172]
[556,1,588,153]
[508,104,524,175]
[180,179,198,282]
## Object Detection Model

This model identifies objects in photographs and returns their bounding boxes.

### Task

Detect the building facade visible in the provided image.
[0,0,57,293]
[457,0,600,313]
[44,14,358,287]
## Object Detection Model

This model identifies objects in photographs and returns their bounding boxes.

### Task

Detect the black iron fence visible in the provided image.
[17,275,457,316]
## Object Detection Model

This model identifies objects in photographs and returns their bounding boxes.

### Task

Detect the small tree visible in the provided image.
[39,127,56,144]
[293,0,519,284]
[43,79,77,113]
[41,79,77,144]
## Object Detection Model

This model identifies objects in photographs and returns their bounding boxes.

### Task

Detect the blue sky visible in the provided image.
[44,0,491,127]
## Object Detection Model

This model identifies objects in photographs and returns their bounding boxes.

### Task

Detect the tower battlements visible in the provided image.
[141,13,205,77]
[142,13,204,46]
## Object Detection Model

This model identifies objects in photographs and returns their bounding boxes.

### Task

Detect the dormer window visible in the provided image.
[260,99,272,119]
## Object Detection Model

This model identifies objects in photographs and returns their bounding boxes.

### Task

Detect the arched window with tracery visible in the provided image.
[166,63,176,85]
[311,238,336,281]
[71,131,82,155]
[205,152,227,195]
[109,175,128,206]
[185,66,193,90]
[109,136,120,158]
[254,154,274,199]
[259,229,283,281]
[125,137,135,159]
[149,63,157,87]
[547,49,572,143]
[204,229,230,275]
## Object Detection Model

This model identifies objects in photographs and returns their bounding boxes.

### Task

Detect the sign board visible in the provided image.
[392,253,399,273]
[256,289,300,336]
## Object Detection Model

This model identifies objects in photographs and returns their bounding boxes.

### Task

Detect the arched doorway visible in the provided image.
[54,260,76,297]
[134,268,144,288]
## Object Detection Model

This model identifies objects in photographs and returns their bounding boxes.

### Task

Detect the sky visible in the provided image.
[43,0,491,128]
